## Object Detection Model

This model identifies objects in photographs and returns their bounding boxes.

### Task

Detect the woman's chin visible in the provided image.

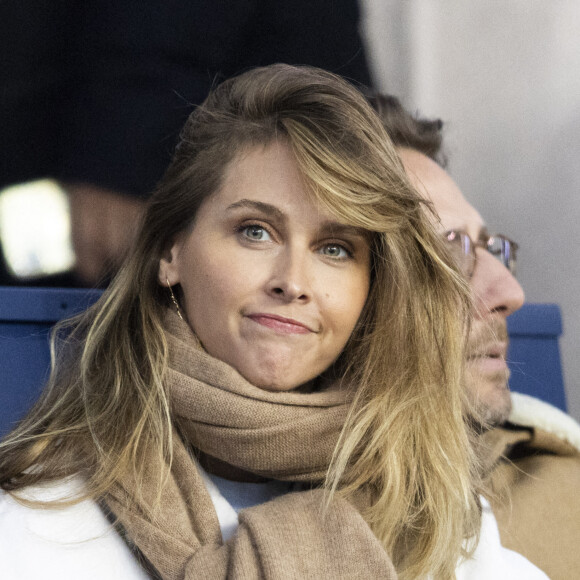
[237,364,318,393]
[213,346,322,393]
[245,374,308,393]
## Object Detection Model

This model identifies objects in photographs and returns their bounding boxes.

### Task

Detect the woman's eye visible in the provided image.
[241,225,271,241]
[320,244,350,259]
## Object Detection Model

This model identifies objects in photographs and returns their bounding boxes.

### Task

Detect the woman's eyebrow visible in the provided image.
[226,199,284,220]
[318,222,369,241]
[226,200,369,240]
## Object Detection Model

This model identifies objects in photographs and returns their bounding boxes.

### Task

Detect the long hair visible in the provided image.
[0,64,478,578]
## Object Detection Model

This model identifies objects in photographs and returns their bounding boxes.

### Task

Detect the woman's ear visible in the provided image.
[158,238,182,286]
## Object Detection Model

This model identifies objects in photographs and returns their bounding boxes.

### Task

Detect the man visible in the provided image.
[372,94,580,579]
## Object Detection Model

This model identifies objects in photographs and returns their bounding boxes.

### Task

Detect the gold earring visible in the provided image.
[166,278,184,321]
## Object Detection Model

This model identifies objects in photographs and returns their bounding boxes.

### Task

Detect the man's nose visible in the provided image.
[470,248,525,318]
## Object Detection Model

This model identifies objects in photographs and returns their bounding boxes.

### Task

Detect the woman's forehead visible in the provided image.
[195,141,338,228]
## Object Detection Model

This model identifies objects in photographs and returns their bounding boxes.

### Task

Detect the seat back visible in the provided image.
[507,302,566,411]
[0,287,101,436]
[0,288,567,437]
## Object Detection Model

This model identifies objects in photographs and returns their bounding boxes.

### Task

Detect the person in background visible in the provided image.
[0,0,371,287]
[0,65,480,579]
[371,93,580,580]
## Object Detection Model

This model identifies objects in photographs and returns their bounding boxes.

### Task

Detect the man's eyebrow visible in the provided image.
[478,226,490,243]
[226,199,285,220]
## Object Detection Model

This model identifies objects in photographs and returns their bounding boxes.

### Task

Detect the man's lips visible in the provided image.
[467,342,507,360]
[246,313,315,335]
[466,342,508,372]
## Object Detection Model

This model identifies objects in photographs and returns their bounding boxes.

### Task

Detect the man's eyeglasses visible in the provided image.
[444,230,518,278]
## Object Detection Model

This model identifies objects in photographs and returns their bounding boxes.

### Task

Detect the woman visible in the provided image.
[0,64,479,579]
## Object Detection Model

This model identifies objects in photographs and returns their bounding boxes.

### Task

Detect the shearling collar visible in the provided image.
[479,392,580,474]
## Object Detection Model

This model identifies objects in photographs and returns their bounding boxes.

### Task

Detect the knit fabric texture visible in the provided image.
[105,310,397,579]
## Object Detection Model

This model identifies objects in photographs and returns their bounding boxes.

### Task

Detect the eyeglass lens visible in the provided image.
[487,235,517,276]
[444,231,517,277]
[445,231,475,277]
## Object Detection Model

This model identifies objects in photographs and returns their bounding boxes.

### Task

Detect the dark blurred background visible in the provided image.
[0,0,371,287]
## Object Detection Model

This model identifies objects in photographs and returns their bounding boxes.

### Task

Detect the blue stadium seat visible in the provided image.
[0,287,567,437]
[0,287,101,436]
[507,303,566,411]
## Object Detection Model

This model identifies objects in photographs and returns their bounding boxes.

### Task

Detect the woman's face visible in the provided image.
[160,141,371,391]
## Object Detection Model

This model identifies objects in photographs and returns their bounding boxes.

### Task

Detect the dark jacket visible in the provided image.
[0,0,371,196]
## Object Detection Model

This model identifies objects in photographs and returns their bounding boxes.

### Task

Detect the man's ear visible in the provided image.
[158,238,182,286]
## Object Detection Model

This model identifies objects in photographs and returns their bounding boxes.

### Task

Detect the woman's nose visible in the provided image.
[266,249,311,303]
[471,248,525,318]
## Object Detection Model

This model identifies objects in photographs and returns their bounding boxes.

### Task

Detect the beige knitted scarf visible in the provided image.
[105,311,397,579]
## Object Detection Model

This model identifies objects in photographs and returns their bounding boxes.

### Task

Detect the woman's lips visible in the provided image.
[246,313,313,335]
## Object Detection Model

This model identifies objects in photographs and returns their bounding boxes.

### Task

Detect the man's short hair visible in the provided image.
[368,94,446,167]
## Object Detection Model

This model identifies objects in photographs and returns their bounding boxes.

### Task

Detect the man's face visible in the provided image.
[399,148,525,425]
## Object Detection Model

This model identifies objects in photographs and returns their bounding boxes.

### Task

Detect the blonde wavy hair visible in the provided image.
[0,64,479,578]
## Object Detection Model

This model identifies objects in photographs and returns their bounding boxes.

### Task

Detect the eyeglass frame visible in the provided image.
[444,230,518,278]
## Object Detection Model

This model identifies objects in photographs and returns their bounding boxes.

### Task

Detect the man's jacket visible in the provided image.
[483,392,580,580]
